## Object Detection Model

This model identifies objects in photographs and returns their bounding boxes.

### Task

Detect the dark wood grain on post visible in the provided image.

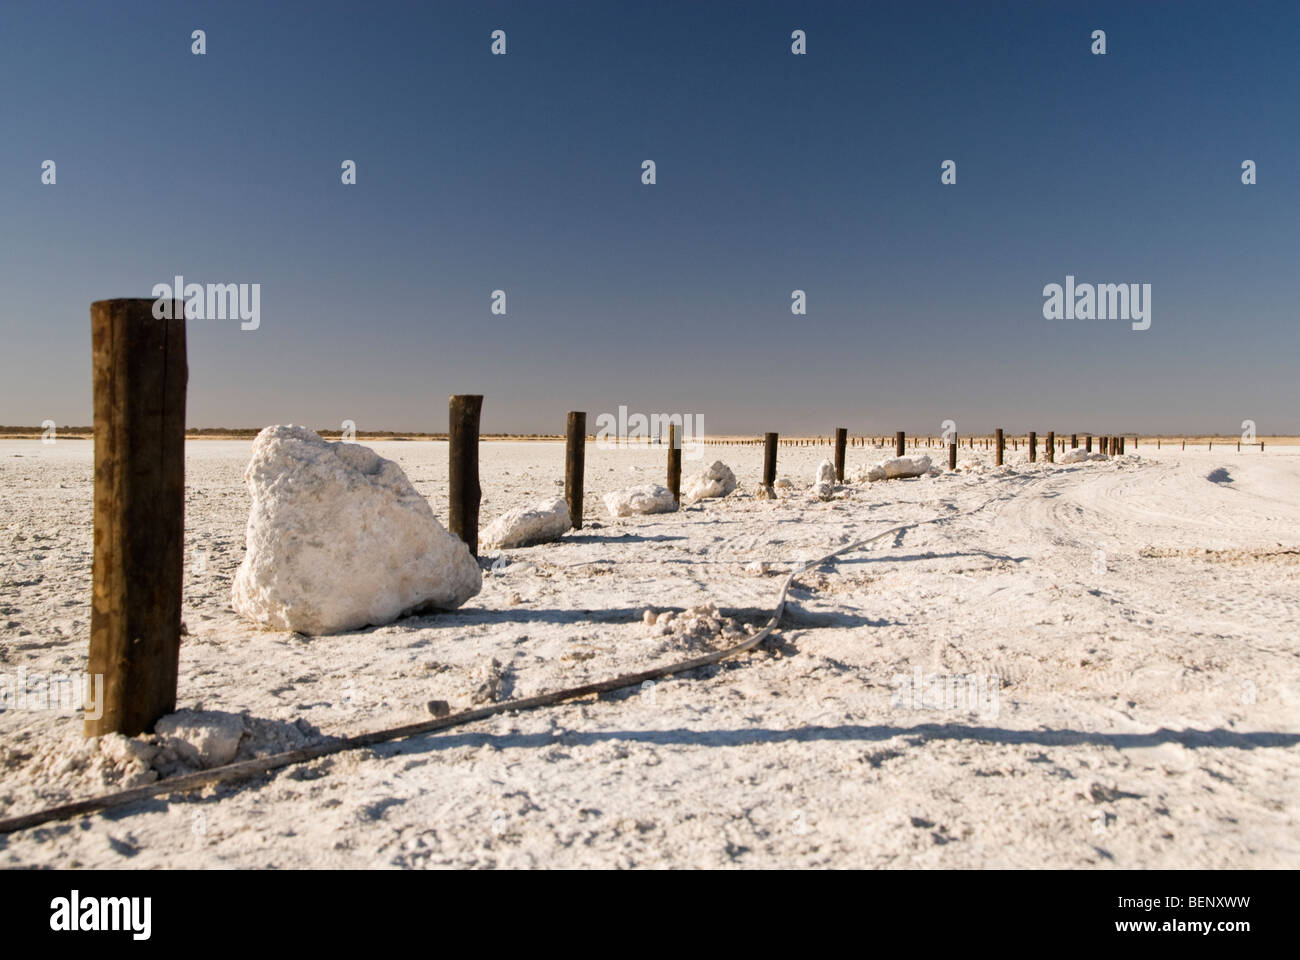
[448,395,483,557]
[1028,431,1037,463]
[565,411,585,530]
[86,298,187,737]
[1046,431,1054,463]
[667,423,682,504]
[763,432,778,489]
[834,427,847,482]
[1071,434,1078,449]
[996,428,1004,466]
[895,431,905,458]
[948,441,957,470]
[1085,435,1092,453]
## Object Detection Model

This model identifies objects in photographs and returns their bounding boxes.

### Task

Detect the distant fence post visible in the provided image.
[895,431,905,458]
[834,427,847,482]
[995,428,1004,466]
[449,395,483,557]
[86,298,187,737]
[1085,435,1092,453]
[667,423,682,504]
[565,411,585,530]
[1071,434,1078,449]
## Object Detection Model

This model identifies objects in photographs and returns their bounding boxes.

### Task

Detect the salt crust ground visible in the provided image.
[1,440,1297,868]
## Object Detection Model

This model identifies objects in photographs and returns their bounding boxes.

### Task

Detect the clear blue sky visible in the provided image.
[1,0,1297,435]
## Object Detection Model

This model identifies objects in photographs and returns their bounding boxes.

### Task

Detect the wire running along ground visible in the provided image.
[0,483,1021,836]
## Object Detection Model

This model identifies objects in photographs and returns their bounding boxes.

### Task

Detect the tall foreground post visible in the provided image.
[449,395,482,557]
[763,432,778,489]
[948,441,957,470]
[86,299,187,737]
[565,411,585,530]
[895,431,905,458]
[1028,431,1037,463]
[834,427,847,482]
[1046,431,1055,463]
[995,428,1004,466]
[667,423,682,504]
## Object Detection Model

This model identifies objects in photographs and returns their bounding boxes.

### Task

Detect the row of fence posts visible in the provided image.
[83,298,1263,737]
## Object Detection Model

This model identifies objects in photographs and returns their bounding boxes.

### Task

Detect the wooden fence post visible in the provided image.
[948,441,957,470]
[1046,431,1054,463]
[834,427,847,482]
[995,428,1004,466]
[449,395,482,557]
[763,432,778,493]
[565,411,585,530]
[86,298,187,737]
[1028,431,1037,462]
[667,423,682,504]
[895,431,905,458]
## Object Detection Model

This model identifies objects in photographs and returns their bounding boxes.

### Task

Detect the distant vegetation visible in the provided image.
[0,425,563,440]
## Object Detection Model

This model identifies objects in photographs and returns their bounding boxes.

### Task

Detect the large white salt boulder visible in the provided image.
[482,497,571,549]
[232,425,481,635]
[814,459,837,484]
[684,461,737,501]
[852,454,932,482]
[1059,448,1109,464]
[603,483,678,517]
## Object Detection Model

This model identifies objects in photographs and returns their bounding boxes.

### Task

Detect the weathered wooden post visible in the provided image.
[762,432,778,495]
[1085,435,1092,453]
[1028,431,1037,462]
[995,428,1004,466]
[565,411,585,530]
[1071,434,1078,449]
[834,427,847,482]
[667,423,682,504]
[86,298,187,737]
[1119,436,1125,455]
[895,431,905,458]
[1046,431,1054,463]
[449,394,482,557]
[948,441,957,470]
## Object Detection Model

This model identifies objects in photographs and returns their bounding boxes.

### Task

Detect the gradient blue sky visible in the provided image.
[2,0,1297,435]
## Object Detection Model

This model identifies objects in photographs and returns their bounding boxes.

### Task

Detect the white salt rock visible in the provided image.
[603,483,678,517]
[481,497,570,549]
[852,454,933,482]
[154,710,245,769]
[232,425,481,635]
[814,459,837,485]
[1059,448,1109,464]
[684,461,737,501]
